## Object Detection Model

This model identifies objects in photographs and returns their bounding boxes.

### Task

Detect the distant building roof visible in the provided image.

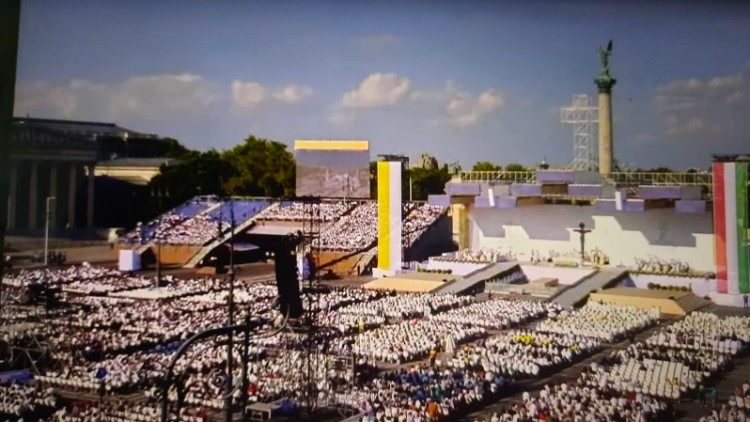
[13,117,158,139]
[97,157,179,168]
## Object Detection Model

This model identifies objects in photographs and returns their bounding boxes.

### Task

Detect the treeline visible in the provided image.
[148,135,295,211]
[146,135,457,213]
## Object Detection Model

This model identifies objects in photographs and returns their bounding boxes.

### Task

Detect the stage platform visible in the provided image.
[589,287,709,315]
[363,273,451,293]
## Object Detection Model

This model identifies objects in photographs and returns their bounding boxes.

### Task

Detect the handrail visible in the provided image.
[455,171,714,197]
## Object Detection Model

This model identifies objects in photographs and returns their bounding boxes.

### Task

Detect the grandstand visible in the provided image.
[117,197,449,277]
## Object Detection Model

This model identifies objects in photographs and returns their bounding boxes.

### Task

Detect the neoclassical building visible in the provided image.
[8,117,176,231]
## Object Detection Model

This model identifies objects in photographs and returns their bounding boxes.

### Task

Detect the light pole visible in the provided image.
[156,214,163,287]
[225,197,236,422]
[44,196,56,266]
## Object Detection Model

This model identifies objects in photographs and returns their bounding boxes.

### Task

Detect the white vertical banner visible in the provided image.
[389,163,402,271]
[377,161,402,272]
[724,162,739,294]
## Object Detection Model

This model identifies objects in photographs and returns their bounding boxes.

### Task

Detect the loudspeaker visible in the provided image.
[273,237,303,318]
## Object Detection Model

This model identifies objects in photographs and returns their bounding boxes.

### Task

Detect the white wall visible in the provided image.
[470,205,715,272]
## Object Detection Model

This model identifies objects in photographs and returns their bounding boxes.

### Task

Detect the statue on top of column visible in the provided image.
[598,40,613,79]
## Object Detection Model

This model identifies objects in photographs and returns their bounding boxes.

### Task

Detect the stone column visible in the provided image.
[6,162,17,231]
[28,160,39,229]
[596,78,616,176]
[67,165,77,228]
[450,197,473,250]
[49,164,58,228]
[86,164,95,228]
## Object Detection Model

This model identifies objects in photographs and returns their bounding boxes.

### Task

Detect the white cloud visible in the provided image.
[655,74,744,111]
[340,73,412,109]
[232,81,267,108]
[654,69,747,140]
[232,80,313,108]
[436,83,505,128]
[330,76,505,127]
[272,84,314,104]
[664,115,718,137]
[14,73,217,121]
[358,34,401,47]
[110,74,217,120]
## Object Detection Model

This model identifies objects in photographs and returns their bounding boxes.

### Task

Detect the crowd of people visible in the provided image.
[337,293,474,320]
[346,319,486,363]
[431,299,560,330]
[116,197,446,255]
[0,383,57,420]
[7,261,750,421]
[700,383,750,421]
[318,202,378,251]
[402,204,447,248]
[157,213,220,245]
[485,381,668,421]
[535,302,659,342]
[342,364,510,421]
[2,264,120,288]
[588,312,750,401]
[450,330,602,378]
[258,201,353,222]
[436,248,513,264]
[303,286,384,312]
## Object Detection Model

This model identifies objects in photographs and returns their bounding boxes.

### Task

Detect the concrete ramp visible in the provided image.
[184,216,260,268]
[550,268,628,308]
[437,262,520,294]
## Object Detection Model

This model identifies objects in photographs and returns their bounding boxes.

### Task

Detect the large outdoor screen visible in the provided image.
[294,139,370,198]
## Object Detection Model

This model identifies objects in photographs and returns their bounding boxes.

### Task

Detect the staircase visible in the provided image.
[436,262,521,294]
[550,268,628,308]
[184,213,261,268]
[318,250,370,278]
[674,293,710,314]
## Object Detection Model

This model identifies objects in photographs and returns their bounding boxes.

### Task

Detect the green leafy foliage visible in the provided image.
[472,161,501,171]
[221,135,295,198]
[146,135,295,214]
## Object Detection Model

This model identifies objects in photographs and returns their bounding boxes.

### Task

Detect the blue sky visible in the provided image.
[14,0,750,169]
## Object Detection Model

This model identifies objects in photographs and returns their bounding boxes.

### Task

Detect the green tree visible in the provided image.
[161,137,190,159]
[148,149,231,212]
[647,167,673,173]
[221,135,296,197]
[504,163,528,172]
[472,161,501,171]
[369,161,378,199]
[409,165,452,200]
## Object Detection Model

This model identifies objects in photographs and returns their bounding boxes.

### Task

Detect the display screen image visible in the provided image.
[294,140,370,198]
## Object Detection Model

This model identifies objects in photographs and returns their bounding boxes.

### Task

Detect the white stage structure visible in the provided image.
[561,94,598,171]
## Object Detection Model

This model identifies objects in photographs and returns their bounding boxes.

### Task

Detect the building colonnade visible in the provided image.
[6,160,96,231]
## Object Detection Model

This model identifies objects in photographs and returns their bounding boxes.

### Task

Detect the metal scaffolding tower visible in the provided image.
[561,94,598,171]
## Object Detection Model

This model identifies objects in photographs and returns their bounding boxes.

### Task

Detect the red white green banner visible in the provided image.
[713,161,749,294]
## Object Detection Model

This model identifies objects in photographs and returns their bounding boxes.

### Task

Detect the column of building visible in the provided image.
[86,163,95,228]
[28,161,38,229]
[48,163,57,228]
[6,163,17,231]
[67,164,77,229]
[5,160,95,231]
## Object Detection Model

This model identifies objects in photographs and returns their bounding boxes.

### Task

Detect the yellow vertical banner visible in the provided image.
[377,162,391,269]
[377,161,402,272]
